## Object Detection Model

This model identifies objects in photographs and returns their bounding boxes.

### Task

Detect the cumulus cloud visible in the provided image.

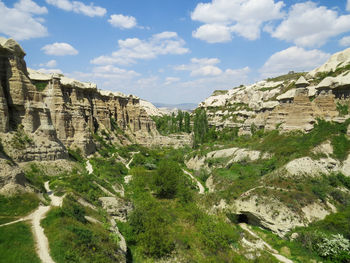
[175,57,226,77]
[14,0,48,14]
[192,24,232,43]
[191,0,284,42]
[340,36,350,47]
[39,59,57,68]
[46,0,106,17]
[164,77,180,85]
[37,68,63,74]
[0,0,48,40]
[271,2,350,47]
[347,0,350,11]
[91,32,189,65]
[260,46,330,77]
[108,14,137,29]
[42,42,78,56]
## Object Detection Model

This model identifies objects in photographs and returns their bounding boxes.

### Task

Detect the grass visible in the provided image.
[42,197,123,263]
[0,193,39,217]
[251,226,322,263]
[0,222,40,263]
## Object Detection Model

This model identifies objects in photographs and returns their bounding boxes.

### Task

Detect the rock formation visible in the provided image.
[199,50,350,135]
[0,38,157,162]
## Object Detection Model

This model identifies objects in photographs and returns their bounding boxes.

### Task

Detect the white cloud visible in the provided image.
[340,36,350,46]
[108,14,137,29]
[92,65,139,78]
[0,0,48,40]
[39,59,57,67]
[164,77,180,85]
[42,42,78,56]
[347,0,350,11]
[46,0,106,17]
[192,24,232,43]
[37,68,63,74]
[191,65,222,77]
[271,2,350,47]
[191,0,284,42]
[14,0,48,14]
[91,32,189,65]
[175,57,225,77]
[260,46,330,77]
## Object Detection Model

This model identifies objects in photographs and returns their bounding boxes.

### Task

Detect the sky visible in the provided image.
[1,0,350,104]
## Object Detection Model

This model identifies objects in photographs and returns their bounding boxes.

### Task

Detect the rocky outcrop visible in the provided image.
[199,49,350,134]
[0,38,157,161]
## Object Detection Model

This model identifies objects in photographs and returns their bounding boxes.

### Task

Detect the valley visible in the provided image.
[0,37,350,263]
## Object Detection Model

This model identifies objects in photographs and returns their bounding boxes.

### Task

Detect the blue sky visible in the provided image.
[1,0,350,104]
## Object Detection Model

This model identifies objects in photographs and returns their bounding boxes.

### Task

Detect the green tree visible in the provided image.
[177,110,184,132]
[184,112,191,133]
[153,160,182,198]
[193,108,209,148]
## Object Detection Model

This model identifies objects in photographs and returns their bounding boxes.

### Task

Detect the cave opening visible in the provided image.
[237,214,249,224]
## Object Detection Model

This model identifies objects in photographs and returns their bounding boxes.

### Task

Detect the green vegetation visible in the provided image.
[10,125,33,150]
[337,102,349,116]
[42,196,123,263]
[0,193,39,217]
[0,222,40,263]
[152,110,191,135]
[24,163,48,193]
[266,72,306,82]
[212,89,229,96]
[193,108,209,148]
[315,64,350,83]
[33,81,48,92]
[294,205,350,262]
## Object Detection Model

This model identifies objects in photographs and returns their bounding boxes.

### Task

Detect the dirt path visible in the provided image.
[126,151,140,170]
[239,223,293,263]
[0,181,64,263]
[86,160,93,174]
[182,169,205,194]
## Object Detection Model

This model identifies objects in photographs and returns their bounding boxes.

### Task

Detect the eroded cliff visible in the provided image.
[0,37,157,163]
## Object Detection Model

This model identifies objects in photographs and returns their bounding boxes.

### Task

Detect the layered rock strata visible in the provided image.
[0,38,156,161]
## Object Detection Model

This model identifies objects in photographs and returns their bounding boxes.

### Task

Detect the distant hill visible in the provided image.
[153,102,197,111]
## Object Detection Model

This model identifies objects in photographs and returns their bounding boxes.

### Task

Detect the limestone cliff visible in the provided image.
[199,50,350,135]
[0,38,157,162]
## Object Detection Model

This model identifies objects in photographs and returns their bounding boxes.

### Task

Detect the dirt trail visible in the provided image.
[239,223,293,263]
[0,181,64,263]
[126,151,139,170]
[182,169,205,194]
[85,159,128,254]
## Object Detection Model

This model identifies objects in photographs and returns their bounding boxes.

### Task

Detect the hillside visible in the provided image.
[0,38,350,263]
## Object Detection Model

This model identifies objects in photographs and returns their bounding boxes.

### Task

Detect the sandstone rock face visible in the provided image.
[308,47,350,77]
[0,38,157,161]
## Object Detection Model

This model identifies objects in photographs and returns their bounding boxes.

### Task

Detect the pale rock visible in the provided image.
[308,47,350,77]
[312,140,333,156]
[140,99,163,116]
[285,157,338,177]
[316,72,350,90]
[99,196,133,222]
[341,154,350,176]
[277,89,296,101]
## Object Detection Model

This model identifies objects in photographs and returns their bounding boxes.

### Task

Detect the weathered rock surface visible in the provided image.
[199,48,350,134]
[0,38,157,162]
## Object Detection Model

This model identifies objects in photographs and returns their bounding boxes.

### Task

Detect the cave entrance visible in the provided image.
[237,214,249,224]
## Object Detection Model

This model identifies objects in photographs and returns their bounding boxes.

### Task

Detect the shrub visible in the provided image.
[153,160,182,198]
[337,103,349,116]
[34,81,48,91]
[128,198,174,258]
[316,234,350,260]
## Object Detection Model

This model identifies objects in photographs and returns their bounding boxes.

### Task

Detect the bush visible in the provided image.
[128,198,174,258]
[316,234,350,261]
[153,160,182,198]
